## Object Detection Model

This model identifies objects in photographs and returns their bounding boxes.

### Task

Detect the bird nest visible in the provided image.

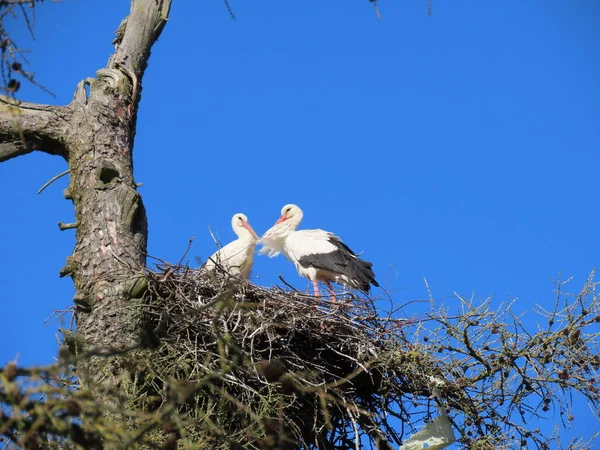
[139,263,447,449]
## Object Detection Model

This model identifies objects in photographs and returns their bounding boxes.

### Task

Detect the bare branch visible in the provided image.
[0,96,69,162]
[37,168,69,194]
[0,1,57,96]
[108,0,172,100]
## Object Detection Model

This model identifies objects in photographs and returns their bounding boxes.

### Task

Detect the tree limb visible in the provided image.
[62,0,172,386]
[109,0,172,99]
[0,96,70,163]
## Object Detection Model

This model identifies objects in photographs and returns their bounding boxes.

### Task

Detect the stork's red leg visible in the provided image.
[326,281,337,302]
[312,281,320,297]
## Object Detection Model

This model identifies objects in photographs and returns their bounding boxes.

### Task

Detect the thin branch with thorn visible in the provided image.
[177,237,196,267]
[222,0,236,20]
[278,274,299,292]
[37,169,69,194]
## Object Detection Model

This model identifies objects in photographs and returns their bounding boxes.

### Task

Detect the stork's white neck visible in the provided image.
[260,215,300,245]
[285,217,301,231]
[283,208,303,231]
[234,226,256,240]
[275,215,301,237]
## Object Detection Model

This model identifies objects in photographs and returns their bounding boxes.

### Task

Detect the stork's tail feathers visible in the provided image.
[354,258,378,293]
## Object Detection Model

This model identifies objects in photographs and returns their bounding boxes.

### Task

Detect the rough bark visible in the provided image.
[64,73,149,367]
[0,99,69,162]
[0,0,172,386]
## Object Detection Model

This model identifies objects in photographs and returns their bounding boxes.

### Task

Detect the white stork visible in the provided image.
[259,204,378,300]
[203,213,259,278]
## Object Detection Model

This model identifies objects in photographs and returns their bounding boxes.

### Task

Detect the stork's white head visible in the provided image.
[274,204,304,230]
[232,213,259,240]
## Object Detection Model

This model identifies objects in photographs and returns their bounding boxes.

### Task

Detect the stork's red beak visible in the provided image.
[243,222,259,239]
[275,215,287,225]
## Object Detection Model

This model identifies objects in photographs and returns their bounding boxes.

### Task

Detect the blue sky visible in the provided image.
[1,0,599,445]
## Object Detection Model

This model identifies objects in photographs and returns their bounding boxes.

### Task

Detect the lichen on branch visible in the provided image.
[0,96,69,162]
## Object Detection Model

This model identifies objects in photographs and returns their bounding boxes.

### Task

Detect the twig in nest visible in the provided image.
[208,225,221,251]
[277,274,299,292]
[177,236,196,266]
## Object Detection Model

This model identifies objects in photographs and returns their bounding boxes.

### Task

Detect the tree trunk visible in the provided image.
[63,72,148,373]
[0,0,172,386]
